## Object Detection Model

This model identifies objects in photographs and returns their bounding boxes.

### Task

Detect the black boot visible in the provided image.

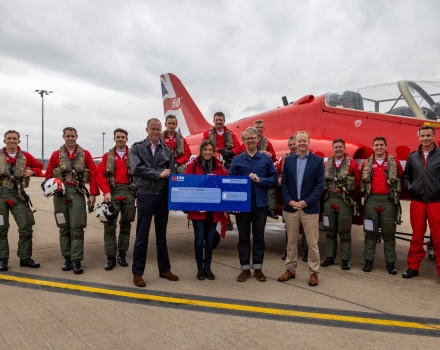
[0,259,8,272]
[105,257,116,271]
[20,258,40,268]
[117,253,128,267]
[302,250,308,262]
[402,268,419,278]
[197,267,205,280]
[363,260,373,272]
[386,262,397,275]
[62,256,72,271]
[341,260,351,270]
[281,253,287,260]
[320,257,334,267]
[204,267,215,280]
[73,261,83,274]
[267,209,279,220]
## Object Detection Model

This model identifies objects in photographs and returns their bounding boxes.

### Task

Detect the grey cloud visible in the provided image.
[62,102,83,112]
[1,0,440,157]
[242,100,269,113]
[205,103,232,122]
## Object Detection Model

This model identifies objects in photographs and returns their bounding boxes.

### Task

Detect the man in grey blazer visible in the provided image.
[278,131,325,286]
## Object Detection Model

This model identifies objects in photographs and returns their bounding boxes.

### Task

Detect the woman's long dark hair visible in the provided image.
[198,139,216,174]
[199,139,216,156]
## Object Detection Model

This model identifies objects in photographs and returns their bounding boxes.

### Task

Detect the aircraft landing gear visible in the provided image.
[427,233,435,259]
[213,214,234,249]
[227,215,234,231]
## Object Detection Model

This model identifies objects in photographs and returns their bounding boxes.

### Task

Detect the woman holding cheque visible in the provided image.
[185,140,228,280]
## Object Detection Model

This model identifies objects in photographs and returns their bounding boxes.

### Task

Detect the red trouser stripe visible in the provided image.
[408,201,440,275]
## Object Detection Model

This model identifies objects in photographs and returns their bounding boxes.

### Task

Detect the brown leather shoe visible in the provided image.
[278,270,295,282]
[237,269,251,282]
[133,274,146,287]
[308,273,318,286]
[159,271,179,281]
[253,269,267,282]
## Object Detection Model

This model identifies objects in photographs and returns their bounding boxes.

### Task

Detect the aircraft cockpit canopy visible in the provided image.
[325,80,440,120]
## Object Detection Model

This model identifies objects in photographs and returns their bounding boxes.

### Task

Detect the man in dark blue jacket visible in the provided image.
[230,127,278,282]
[278,131,324,286]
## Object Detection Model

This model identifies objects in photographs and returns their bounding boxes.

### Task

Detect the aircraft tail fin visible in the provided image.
[160,73,211,136]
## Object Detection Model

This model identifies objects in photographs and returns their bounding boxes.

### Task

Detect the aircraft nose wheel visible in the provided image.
[427,234,435,259]
[227,217,234,231]
[213,215,234,249]
[427,245,435,259]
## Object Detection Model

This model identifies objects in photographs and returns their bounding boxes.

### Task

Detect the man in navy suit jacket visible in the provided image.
[278,131,324,286]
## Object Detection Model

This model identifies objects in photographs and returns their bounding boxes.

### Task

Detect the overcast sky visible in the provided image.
[1,0,439,158]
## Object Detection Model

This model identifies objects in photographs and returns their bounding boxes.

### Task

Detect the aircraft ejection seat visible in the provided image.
[325,93,343,107]
[388,106,415,117]
[340,91,364,110]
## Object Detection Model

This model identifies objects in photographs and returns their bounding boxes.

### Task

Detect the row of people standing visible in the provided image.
[319,136,403,276]
[1,118,439,288]
[0,112,275,284]
[131,113,279,287]
[278,127,440,286]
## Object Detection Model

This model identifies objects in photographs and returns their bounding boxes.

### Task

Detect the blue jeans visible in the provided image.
[235,202,268,270]
[192,212,217,268]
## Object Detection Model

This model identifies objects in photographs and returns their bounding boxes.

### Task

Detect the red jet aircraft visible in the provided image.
[161,73,440,245]
[161,73,440,167]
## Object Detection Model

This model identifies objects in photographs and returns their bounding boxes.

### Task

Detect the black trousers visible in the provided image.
[235,202,267,270]
[132,191,171,276]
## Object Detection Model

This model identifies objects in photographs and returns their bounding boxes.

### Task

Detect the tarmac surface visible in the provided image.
[1,178,440,349]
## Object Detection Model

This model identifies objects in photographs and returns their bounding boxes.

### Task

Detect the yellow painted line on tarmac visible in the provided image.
[1,274,439,331]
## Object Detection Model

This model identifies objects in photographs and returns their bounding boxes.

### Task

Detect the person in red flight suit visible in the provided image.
[45,127,99,275]
[161,115,192,174]
[0,130,43,272]
[202,111,241,171]
[276,136,297,184]
[402,125,440,279]
[96,128,136,271]
[185,139,228,281]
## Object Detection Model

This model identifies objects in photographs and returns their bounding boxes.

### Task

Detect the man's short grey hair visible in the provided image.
[147,118,162,127]
[241,126,258,142]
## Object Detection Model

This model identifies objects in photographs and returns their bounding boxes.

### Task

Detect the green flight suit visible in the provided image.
[53,186,87,261]
[322,193,353,261]
[176,164,187,174]
[0,188,35,260]
[103,184,136,257]
[363,194,397,263]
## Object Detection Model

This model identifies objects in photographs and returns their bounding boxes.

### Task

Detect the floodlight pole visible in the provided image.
[102,133,106,155]
[35,90,53,162]
[26,135,28,152]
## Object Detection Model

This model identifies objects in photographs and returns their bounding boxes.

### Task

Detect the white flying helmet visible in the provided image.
[95,202,119,222]
[43,178,65,197]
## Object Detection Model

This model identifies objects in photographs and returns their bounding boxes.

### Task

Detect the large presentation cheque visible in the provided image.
[168,175,251,212]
